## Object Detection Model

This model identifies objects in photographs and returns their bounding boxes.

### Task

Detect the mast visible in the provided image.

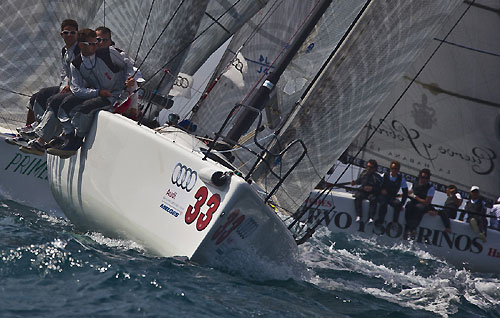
[224,0,332,144]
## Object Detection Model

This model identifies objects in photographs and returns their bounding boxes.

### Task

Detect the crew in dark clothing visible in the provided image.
[376,160,408,227]
[350,159,382,223]
[404,168,435,239]
[438,184,462,232]
[459,186,487,242]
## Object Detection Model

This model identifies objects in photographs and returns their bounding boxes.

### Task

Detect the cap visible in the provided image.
[470,185,480,192]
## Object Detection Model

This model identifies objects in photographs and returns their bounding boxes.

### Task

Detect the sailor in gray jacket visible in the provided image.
[47,28,135,158]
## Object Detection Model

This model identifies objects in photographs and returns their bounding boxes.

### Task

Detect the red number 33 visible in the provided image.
[185,186,221,231]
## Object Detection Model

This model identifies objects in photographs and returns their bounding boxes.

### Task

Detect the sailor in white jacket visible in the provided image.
[47,28,135,158]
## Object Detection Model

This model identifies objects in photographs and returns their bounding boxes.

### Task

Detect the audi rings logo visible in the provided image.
[231,57,244,73]
[171,163,197,192]
[174,75,190,89]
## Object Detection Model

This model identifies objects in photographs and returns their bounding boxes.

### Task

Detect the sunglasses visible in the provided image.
[61,30,77,35]
[81,41,98,46]
[96,38,109,43]
[420,175,430,179]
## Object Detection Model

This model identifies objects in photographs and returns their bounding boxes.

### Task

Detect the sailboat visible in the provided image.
[1,0,461,273]
[298,0,500,273]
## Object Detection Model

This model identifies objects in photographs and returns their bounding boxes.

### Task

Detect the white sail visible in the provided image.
[0,0,103,129]
[180,0,270,77]
[347,0,500,202]
[261,1,460,214]
[189,0,322,137]
[190,1,460,214]
[91,0,208,98]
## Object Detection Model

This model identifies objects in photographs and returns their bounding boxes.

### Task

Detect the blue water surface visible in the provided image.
[1,199,499,317]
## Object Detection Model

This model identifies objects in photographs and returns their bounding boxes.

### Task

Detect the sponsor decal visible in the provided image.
[212,209,245,245]
[159,203,179,217]
[184,186,221,231]
[236,217,258,240]
[171,163,197,192]
[159,188,184,217]
[487,248,500,258]
[4,153,48,181]
[303,209,484,254]
[364,119,497,175]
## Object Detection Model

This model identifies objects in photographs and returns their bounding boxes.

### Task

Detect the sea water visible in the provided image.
[1,199,499,317]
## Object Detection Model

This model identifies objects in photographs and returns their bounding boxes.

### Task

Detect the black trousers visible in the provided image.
[378,194,403,223]
[405,200,430,231]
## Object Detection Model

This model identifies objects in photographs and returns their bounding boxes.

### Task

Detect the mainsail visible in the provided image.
[346,0,500,202]
[191,1,460,214]
[0,0,103,129]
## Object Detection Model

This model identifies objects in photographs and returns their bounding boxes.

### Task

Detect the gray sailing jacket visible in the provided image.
[60,42,80,90]
[70,47,134,104]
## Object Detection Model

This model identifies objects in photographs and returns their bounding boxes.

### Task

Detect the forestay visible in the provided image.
[347,0,500,202]
[0,0,102,129]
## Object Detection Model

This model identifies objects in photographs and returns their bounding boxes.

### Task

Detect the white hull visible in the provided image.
[47,112,298,272]
[302,190,500,273]
[0,130,62,215]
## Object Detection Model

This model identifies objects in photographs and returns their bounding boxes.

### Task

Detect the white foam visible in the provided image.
[86,232,145,252]
[298,226,500,317]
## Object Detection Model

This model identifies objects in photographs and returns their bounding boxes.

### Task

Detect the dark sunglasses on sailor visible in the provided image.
[420,174,430,179]
[61,30,77,35]
[81,41,98,46]
[96,38,109,43]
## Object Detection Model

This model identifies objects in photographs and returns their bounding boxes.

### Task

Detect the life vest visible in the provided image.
[465,198,486,218]
[382,173,402,197]
[72,47,121,73]
[413,182,432,200]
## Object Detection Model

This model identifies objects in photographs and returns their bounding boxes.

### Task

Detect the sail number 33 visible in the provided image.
[185,186,221,231]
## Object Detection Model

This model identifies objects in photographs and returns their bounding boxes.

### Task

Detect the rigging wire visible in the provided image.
[133,0,155,64]
[133,0,185,76]
[136,0,243,88]
[103,0,106,27]
[126,0,146,54]
[0,87,31,98]
[137,0,254,123]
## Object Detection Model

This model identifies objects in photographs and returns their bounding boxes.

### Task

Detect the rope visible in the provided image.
[0,87,31,97]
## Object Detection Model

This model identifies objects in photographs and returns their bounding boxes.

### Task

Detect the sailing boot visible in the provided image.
[46,133,83,159]
[19,139,46,156]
